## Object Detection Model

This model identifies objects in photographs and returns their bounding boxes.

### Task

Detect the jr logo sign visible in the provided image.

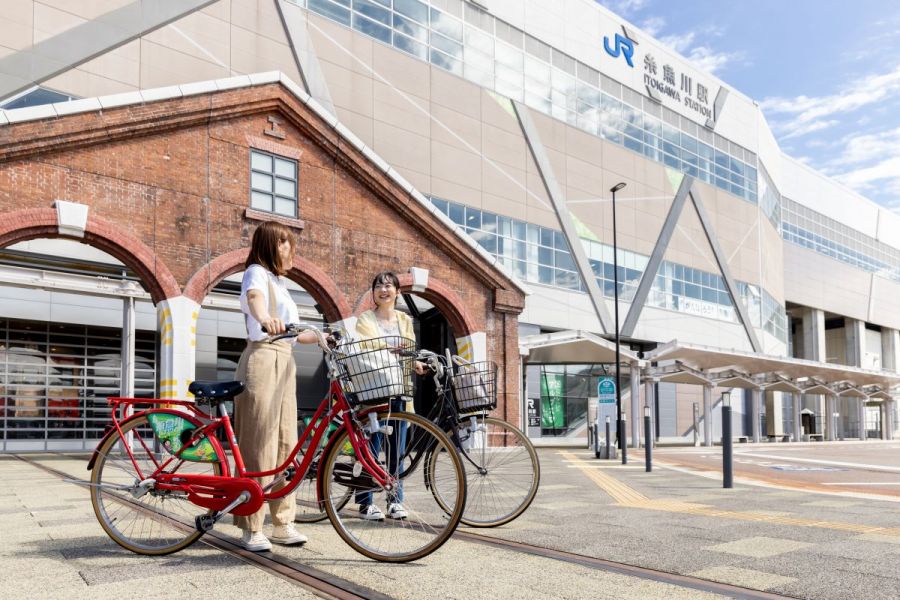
[604,33,634,67]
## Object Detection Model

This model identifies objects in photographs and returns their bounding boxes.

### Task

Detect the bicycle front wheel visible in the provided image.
[294,457,352,523]
[90,414,223,555]
[437,415,540,527]
[321,410,466,562]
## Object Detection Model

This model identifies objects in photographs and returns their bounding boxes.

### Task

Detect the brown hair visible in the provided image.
[371,271,401,306]
[245,221,295,276]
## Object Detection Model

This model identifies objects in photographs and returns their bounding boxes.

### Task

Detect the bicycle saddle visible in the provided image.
[188,380,245,402]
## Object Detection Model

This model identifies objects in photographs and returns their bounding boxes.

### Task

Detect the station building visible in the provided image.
[0,0,897,451]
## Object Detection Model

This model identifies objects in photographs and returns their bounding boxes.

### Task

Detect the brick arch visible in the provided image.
[353,273,476,336]
[183,248,351,323]
[0,208,180,304]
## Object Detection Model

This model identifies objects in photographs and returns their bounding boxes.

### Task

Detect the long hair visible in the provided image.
[371,271,401,307]
[245,221,295,276]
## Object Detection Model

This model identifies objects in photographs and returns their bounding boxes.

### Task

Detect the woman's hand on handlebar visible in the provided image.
[414,360,428,376]
[260,317,285,335]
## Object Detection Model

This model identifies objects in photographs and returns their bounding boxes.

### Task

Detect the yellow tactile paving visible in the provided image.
[558,451,900,537]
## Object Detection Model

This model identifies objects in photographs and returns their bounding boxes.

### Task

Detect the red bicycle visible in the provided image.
[87,325,466,562]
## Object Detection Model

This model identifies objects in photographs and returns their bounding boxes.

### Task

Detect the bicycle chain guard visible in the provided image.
[155,473,264,516]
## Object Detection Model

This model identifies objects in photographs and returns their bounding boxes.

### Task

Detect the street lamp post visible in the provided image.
[610,182,627,465]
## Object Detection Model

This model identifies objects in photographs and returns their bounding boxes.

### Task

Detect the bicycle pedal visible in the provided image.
[195,513,216,533]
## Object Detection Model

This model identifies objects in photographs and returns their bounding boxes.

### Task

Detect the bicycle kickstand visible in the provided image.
[195,491,251,533]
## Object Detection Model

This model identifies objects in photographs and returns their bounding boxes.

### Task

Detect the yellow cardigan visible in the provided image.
[354,309,416,410]
[355,309,415,341]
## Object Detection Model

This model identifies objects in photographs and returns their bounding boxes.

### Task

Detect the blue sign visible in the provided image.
[603,33,634,68]
[598,377,616,404]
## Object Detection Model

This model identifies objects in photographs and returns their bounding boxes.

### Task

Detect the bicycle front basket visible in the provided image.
[450,361,497,414]
[333,336,416,406]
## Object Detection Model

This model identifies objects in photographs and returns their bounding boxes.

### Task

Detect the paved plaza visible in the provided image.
[3,442,900,599]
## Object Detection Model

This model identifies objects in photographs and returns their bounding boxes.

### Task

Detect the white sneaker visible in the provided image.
[386,502,408,520]
[270,524,308,546]
[241,530,272,552]
[359,504,385,521]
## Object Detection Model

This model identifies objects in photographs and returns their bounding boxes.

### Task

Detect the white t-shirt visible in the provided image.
[240,264,299,342]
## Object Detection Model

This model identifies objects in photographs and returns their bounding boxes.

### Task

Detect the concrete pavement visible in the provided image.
[4,443,900,599]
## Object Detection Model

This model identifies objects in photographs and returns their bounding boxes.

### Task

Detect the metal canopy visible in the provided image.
[520,330,641,365]
[837,387,868,398]
[802,384,834,395]
[713,376,758,389]
[867,389,892,401]
[658,371,710,385]
[644,340,900,390]
[761,380,804,393]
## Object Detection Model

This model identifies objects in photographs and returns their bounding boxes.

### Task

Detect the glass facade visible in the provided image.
[295,0,759,205]
[782,198,900,283]
[0,318,157,451]
[433,196,788,342]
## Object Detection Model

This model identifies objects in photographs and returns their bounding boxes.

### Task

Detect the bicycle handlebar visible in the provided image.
[260,322,340,351]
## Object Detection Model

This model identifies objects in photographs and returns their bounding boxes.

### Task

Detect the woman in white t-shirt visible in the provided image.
[233,221,320,552]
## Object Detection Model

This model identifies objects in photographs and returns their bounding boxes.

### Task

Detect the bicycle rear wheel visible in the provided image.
[434,415,540,527]
[321,410,466,562]
[90,414,223,555]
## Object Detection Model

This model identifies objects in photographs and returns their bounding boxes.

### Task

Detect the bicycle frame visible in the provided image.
[94,377,395,511]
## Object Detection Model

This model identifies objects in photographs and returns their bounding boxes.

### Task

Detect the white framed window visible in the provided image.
[250,150,298,218]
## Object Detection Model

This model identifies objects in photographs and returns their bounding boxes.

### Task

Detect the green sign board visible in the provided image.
[598,376,616,404]
[540,372,566,429]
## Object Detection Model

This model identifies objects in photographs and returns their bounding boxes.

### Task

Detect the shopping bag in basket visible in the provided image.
[341,341,407,402]
[452,358,491,413]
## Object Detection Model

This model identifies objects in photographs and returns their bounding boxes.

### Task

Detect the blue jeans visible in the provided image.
[356,398,408,506]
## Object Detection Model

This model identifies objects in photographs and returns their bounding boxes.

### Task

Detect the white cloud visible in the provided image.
[657,30,741,75]
[823,128,900,208]
[599,0,650,17]
[640,16,665,37]
[685,46,741,75]
[659,31,695,54]
[837,127,900,165]
[834,156,900,196]
[760,64,900,139]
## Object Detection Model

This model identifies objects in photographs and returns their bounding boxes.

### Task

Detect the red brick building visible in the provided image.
[0,75,526,438]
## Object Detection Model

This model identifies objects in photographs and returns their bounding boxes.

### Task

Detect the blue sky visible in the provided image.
[596,0,900,211]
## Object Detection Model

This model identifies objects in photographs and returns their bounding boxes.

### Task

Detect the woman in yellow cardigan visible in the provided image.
[354,271,426,521]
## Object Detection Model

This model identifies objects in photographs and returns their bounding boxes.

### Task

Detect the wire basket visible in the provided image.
[450,360,497,414]
[333,336,416,406]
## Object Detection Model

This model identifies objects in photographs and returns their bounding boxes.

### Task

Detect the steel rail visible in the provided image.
[454,530,794,600]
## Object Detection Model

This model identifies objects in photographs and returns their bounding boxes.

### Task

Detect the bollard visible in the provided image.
[605,417,611,460]
[593,423,600,459]
[722,396,733,489]
[644,406,652,472]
